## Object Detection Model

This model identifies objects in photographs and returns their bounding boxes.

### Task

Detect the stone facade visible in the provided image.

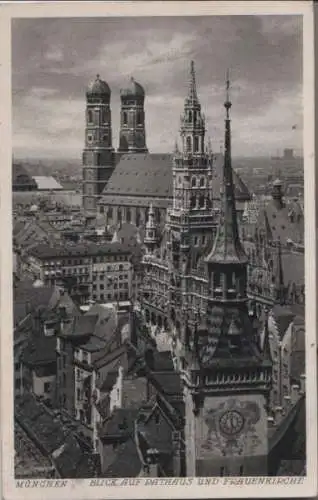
[82,75,115,215]
[140,64,272,476]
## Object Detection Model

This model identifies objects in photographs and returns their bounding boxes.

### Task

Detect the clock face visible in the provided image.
[219,410,245,437]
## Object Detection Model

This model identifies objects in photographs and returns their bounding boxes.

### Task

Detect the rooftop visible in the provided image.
[29,241,132,260]
[100,153,250,203]
[15,394,97,478]
[32,176,64,191]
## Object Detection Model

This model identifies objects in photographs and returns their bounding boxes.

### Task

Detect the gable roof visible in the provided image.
[15,394,98,478]
[102,154,172,199]
[257,201,304,245]
[100,152,250,203]
[103,437,142,478]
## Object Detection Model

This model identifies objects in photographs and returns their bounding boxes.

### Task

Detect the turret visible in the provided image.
[144,204,158,254]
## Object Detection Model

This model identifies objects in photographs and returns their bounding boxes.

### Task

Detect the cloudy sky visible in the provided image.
[12,15,302,159]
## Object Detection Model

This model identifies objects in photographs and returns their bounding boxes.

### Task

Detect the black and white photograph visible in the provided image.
[1,2,316,499]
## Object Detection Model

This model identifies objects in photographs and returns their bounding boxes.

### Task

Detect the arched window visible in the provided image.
[190,196,196,209]
[136,208,140,227]
[194,136,199,152]
[186,136,191,152]
[123,111,128,125]
[126,207,131,223]
[199,176,205,187]
[191,177,197,187]
[199,195,205,208]
[87,110,93,123]
[188,110,192,122]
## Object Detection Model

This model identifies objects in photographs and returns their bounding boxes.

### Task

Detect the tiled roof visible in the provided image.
[151,372,183,397]
[29,241,132,260]
[100,153,250,202]
[104,437,142,478]
[15,422,53,477]
[14,284,56,322]
[282,252,304,287]
[15,394,97,478]
[121,377,148,408]
[99,408,139,439]
[151,350,175,372]
[199,305,264,367]
[102,154,172,198]
[272,305,295,339]
[22,335,57,366]
[62,314,99,339]
[257,200,304,245]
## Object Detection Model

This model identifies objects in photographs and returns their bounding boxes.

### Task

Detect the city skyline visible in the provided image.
[12,15,303,159]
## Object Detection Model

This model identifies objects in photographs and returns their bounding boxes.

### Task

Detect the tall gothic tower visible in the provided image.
[182,75,272,477]
[167,61,215,256]
[118,77,148,153]
[82,75,115,215]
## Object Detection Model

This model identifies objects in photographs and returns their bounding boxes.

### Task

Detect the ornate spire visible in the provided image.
[188,60,198,102]
[262,307,272,360]
[144,203,158,252]
[206,72,247,264]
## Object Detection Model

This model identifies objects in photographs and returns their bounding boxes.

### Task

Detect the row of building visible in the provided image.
[13,61,306,478]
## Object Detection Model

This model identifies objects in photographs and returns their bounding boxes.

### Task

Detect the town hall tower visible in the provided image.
[181,75,272,477]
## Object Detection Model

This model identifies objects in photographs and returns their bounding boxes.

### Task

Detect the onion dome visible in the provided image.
[120,77,145,98]
[86,74,111,98]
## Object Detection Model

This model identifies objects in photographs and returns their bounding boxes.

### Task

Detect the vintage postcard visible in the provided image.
[0,1,316,499]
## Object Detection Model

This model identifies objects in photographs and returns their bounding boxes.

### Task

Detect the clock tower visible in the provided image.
[182,75,272,477]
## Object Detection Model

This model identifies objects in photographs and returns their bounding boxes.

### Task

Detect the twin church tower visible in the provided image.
[82,75,148,214]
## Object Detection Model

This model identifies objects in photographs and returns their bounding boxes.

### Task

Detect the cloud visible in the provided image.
[12,15,303,159]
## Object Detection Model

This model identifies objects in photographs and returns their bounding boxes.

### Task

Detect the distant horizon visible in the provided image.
[12,151,304,163]
[13,16,303,159]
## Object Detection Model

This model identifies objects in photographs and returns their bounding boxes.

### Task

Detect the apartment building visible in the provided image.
[25,242,134,305]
